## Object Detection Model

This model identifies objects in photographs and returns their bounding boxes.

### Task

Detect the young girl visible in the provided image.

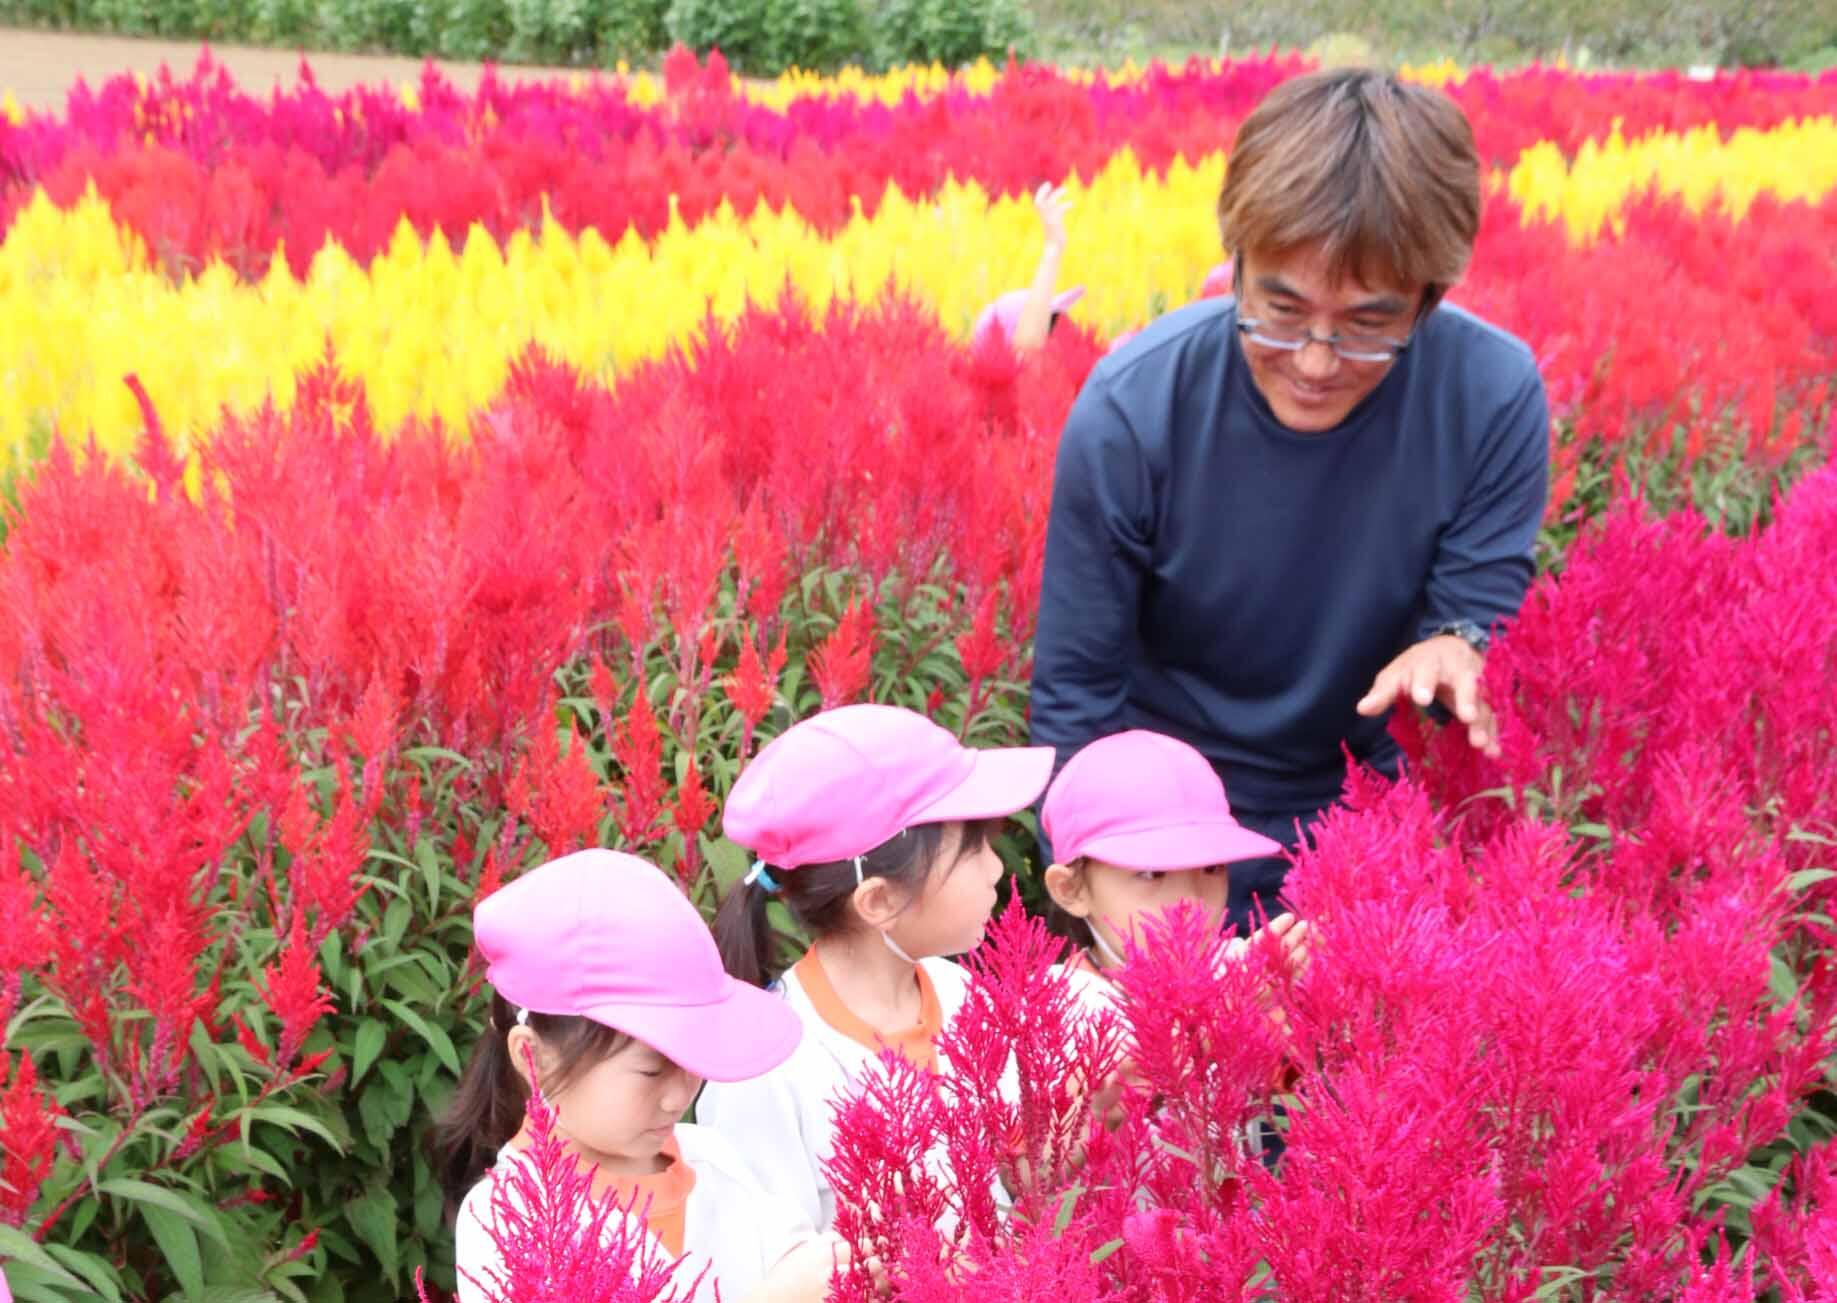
[702,703,1055,1231]
[972,182,1084,354]
[1040,729,1307,1009]
[1040,730,1310,1152]
[436,848,842,1303]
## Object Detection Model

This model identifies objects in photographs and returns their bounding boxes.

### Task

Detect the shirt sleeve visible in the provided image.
[453,1178,502,1303]
[694,1067,827,1234]
[1414,365,1551,645]
[1028,374,1157,769]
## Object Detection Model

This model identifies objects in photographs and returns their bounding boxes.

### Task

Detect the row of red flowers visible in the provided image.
[5,51,1836,275]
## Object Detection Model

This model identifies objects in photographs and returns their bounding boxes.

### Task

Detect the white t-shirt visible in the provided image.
[695,955,977,1232]
[454,1122,815,1303]
[1052,955,1120,1028]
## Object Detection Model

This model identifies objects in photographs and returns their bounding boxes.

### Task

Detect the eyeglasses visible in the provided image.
[1235,316,1412,364]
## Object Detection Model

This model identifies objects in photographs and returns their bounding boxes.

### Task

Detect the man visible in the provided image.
[1029,68,1550,932]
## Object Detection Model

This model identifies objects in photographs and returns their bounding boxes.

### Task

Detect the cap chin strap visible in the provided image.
[1090,928,1126,970]
[849,850,921,964]
[880,928,920,966]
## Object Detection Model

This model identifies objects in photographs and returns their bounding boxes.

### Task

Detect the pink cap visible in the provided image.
[725,704,1054,870]
[971,285,1086,348]
[1042,731,1282,870]
[474,849,800,1082]
[1201,262,1234,298]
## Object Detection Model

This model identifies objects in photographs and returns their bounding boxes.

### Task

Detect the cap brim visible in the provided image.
[1078,818,1284,872]
[1052,285,1086,313]
[586,980,802,1083]
[909,744,1055,826]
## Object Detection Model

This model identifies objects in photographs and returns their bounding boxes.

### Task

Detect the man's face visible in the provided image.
[1235,243,1423,433]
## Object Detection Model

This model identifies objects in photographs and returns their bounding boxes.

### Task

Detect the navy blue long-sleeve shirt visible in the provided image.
[1029,297,1550,813]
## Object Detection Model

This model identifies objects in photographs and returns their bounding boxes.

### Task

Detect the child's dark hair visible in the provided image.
[432,991,630,1209]
[1044,856,1098,954]
[714,820,997,987]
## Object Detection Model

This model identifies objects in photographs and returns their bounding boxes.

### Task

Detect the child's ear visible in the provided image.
[850,874,909,931]
[506,1025,541,1091]
[1043,862,1093,919]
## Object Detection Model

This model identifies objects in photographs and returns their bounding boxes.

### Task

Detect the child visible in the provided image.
[436,848,842,1303]
[1040,730,1307,1007]
[971,182,1084,354]
[1040,730,1310,1151]
[702,703,1055,1231]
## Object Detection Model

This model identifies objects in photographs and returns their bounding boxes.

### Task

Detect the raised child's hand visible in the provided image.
[1032,181,1072,255]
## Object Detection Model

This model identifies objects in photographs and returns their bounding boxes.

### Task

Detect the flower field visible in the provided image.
[1,46,1836,1303]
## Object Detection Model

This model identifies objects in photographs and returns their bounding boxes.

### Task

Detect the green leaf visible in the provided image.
[6,1261,96,1303]
[141,1203,204,1300]
[1770,952,1801,1005]
[382,960,442,1007]
[96,1179,232,1250]
[350,1020,388,1087]
[0,1225,88,1289]
[1050,1184,1083,1235]
[402,745,472,766]
[703,836,751,893]
[414,836,445,914]
[381,898,413,948]
[65,1191,102,1244]
[43,1235,123,1293]
[382,998,461,1074]
[347,1183,401,1282]
[1088,1237,1125,1265]
[358,1080,399,1152]
[233,1142,292,1185]
[1788,867,1836,892]
[248,1103,346,1152]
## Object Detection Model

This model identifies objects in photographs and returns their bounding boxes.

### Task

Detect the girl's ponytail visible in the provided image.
[713,869,780,989]
[432,993,529,1210]
[714,824,988,987]
[432,993,631,1211]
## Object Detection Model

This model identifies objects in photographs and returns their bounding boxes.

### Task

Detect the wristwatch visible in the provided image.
[1429,619,1491,654]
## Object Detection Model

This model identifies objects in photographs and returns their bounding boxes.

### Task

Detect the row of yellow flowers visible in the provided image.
[15,148,1219,465]
[1509,116,1837,240]
[2,119,1833,470]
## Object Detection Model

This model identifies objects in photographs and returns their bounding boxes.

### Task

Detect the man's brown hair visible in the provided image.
[1217,68,1482,294]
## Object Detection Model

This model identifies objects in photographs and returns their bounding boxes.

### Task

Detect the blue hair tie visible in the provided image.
[743,860,781,893]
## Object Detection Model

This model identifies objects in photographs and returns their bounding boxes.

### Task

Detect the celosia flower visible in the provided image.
[254,913,336,1071]
[808,597,876,710]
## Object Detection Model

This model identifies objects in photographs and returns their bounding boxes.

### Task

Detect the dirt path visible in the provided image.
[1,26,599,112]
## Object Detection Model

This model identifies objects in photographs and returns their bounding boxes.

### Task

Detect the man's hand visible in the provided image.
[1355,634,1500,758]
